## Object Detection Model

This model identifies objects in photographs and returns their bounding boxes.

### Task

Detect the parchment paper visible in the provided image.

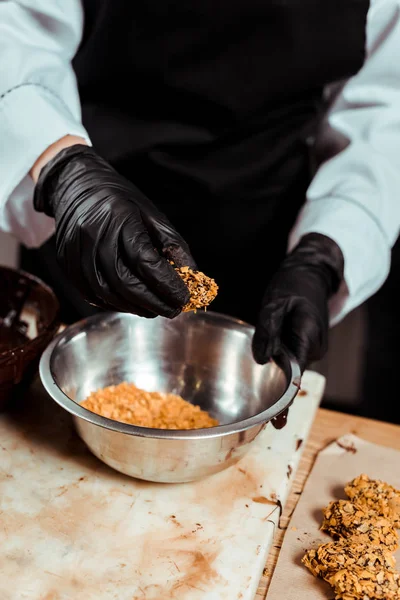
[267,434,400,600]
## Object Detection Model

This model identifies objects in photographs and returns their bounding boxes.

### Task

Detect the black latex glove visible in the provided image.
[34,145,196,318]
[252,233,344,372]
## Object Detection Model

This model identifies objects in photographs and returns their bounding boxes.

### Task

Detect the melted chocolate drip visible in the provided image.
[271,408,289,430]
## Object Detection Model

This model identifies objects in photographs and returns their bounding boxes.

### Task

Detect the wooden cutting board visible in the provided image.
[0,371,325,600]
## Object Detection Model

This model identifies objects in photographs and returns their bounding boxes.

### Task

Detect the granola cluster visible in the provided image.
[302,474,400,599]
[303,540,396,584]
[345,474,400,528]
[175,266,218,312]
[321,500,398,551]
[330,567,400,600]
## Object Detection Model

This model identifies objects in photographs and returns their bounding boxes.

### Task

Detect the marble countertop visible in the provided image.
[0,371,325,600]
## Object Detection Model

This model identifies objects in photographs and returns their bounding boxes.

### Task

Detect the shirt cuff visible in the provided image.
[288,195,391,325]
[0,83,91,248]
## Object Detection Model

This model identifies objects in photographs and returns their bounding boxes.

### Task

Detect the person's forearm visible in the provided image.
[0,0,89,248]
[289,0,400,326]
[30,135,89,183]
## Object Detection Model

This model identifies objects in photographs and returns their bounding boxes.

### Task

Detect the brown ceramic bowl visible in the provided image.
[0,266,60,409]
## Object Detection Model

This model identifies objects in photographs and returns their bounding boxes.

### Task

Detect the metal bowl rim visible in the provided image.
[39,311,301,441]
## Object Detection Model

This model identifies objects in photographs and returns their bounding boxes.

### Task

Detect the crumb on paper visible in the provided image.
[175,266,218,312]
[81,382,218,430]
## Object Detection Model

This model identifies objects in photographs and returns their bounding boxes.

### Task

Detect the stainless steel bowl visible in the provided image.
[39,311,301,483]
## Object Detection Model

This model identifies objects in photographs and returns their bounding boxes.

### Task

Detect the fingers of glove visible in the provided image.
[60,226,159,317]
[55,224,138,315]
[55,200,184,317]
[163,243,198,271]
[281,312,310,373]
[97,240,182,318]
[58,264,144,316]
[83,255,159,317]
[281,306,325,372]
[55,235,97,304]
[141,209,198,270]
[252,301,286,365]
[121,222,190,309]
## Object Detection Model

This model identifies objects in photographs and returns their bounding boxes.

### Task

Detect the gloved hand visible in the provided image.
[34,145,196,318]
[252,233,344,372]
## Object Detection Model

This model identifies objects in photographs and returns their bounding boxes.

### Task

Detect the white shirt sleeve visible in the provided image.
[0,0,90,248]
[289,0,400,326]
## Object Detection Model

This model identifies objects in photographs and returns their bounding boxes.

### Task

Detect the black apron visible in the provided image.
[23,0,369,324]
